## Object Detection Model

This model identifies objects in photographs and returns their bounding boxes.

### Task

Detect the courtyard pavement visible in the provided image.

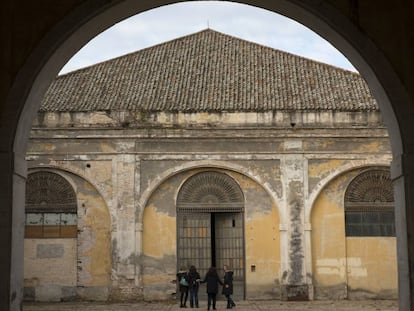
[24,299,398,311]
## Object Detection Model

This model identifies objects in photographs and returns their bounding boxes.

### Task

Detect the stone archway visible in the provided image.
[311,167,398,300]
[177,171,245,300]
[2,1,414,310]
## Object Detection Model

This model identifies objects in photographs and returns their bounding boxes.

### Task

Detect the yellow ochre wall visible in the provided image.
[24,239,77,288]
[76,177,111,288]
[142,169,281,300]
[234,171,281,299]
[311,167,397,299]
[23,171,112,301]
[346,238,397,298]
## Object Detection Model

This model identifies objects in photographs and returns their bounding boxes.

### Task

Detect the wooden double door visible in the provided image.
[177,212,245,300]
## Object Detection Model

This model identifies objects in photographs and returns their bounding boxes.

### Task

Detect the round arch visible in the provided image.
[3,1,414,309]
[177,170,244,212]
[26,165,112,213]
[305,161,391,224]
[136,160,284,224]
[26,170,78,212]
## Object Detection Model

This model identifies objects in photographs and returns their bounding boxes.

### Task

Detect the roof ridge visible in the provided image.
[59,28,357,77]
[43,29,377,113]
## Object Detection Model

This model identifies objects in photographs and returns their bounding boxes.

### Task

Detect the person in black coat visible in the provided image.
[187,265,201,308]
[222,265,236,309]
[177,266,189,308]
[201,266,223,310]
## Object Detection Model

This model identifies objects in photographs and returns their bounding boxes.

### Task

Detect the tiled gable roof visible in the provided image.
[40,29,378,112]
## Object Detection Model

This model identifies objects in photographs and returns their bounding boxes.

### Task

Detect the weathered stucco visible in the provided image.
[23,168,111,301]
[24,109,395,302]
[24,239,77,301]
[311,168,397,299]
[141,169,280,300]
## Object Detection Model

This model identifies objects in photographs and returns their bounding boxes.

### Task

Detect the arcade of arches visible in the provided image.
[2,1,414,311]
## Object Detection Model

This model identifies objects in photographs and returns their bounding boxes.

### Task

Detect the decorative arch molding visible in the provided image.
[27,164,112,213]
[345,168,393,206]
[27,167,78,196]
[177,171,244,213]
[136,160,284,223]
[26,170,77,213]
[305,160,391,223]
[344,168,395,237]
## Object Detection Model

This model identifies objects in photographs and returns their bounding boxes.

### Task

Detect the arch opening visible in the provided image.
[177,171,246,300]
[3,1,413,310]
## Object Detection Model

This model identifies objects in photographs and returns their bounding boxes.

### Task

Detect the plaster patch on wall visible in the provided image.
[316,258,347,279]
[316,257,367,279]
[284,140,303,151]
[36,244,64,259]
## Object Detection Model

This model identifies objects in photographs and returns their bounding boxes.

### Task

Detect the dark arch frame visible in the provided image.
[2,1,414,310]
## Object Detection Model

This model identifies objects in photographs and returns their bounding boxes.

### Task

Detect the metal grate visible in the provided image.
[26,171,77,213]
[177,171,244,213]
[344,169,395,237]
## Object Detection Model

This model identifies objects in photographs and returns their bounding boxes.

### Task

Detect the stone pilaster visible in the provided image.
[110,153,139,300]
[280,145,308,300]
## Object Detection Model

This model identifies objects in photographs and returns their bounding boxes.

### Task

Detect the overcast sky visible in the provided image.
[60,1,356,74]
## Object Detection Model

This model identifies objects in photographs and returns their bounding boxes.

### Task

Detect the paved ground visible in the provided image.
[24,300,398,311]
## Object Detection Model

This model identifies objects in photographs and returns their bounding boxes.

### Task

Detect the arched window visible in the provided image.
[177,171,244,213]
[25,171,77,238]
[344,169,395,237]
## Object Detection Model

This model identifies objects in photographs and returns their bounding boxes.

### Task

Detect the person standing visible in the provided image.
[188,265,201,308]
[222,265,236,309]
[177,266,189,308]
[201,266,223,311]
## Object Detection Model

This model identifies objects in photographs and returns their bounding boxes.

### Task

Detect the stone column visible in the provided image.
[0,152,26,311]
[303,222,314,300]
[134,157,143,295]
[280,149,308,300]
[111,153,139,300]
[392,152,414,311]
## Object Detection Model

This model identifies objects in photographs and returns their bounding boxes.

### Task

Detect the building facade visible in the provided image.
[23,30,397,302]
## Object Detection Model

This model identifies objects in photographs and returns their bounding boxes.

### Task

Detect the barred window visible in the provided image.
[344,169,395,237]
[25,171,77,238]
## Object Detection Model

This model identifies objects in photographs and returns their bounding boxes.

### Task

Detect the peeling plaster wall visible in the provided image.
[141,169,281,300]
[239,171,281,300]
[142,171,187,300]
[24,239,77,302]
[23,168,111,302]
[311,168,397,299]
[26,109,394,302]
[74,172,111,300]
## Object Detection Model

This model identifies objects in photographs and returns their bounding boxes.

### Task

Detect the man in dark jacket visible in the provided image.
[201,266,223,310]
[222,265,236,309]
